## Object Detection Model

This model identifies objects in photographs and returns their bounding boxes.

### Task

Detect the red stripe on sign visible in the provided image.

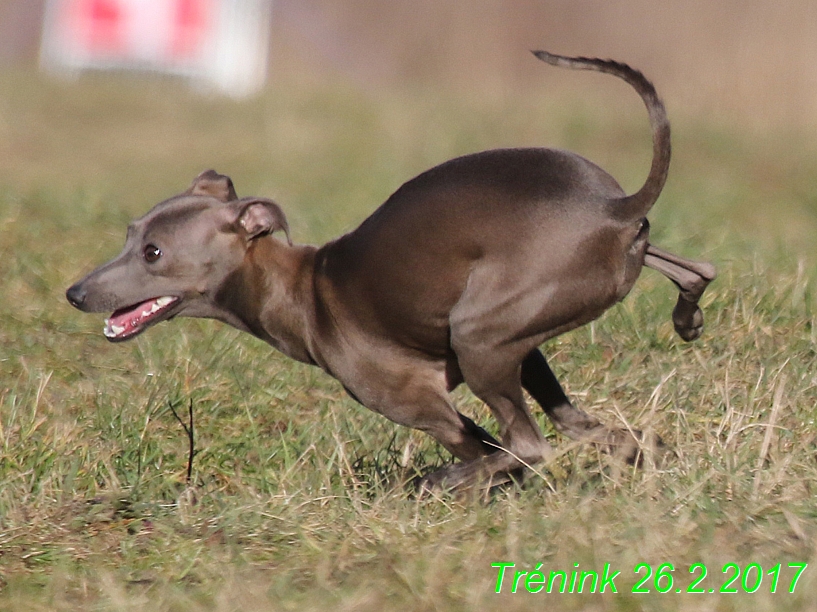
[83,0,125,53]
[171,0,210,59]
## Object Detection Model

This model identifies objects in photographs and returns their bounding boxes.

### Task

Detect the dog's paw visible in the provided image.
[595,428,669,466]
[413,459,520,495]
[413,468,450,494]
[672,296,704,341]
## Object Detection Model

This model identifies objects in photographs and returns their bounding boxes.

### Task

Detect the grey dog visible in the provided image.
[67,51,716,490]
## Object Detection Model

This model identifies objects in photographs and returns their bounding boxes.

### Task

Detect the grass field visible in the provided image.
[1,60,816,611]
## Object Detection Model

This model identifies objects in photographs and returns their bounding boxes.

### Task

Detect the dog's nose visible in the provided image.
[66,283,86,309]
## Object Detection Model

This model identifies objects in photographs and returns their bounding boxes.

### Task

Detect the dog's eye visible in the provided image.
[143,244,162,263]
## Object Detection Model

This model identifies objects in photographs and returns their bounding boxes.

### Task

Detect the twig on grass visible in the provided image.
[752,373,786,500]
[169,399,196,484]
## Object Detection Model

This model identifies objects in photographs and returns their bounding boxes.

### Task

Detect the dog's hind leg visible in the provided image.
[425,342,556,490]
[644,244,716,341]
[521,349,646,463]
[522,349,603,438]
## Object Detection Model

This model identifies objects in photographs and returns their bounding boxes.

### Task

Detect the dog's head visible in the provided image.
[66,170,290,342]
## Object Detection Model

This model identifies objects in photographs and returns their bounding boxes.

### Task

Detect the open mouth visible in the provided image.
[103,296,179,342]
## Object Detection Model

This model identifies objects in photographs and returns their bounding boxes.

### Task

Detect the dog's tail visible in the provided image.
[532,50,670,221]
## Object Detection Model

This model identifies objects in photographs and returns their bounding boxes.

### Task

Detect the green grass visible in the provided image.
[1,66,816,611]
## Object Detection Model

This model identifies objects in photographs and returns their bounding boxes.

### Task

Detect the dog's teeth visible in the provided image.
[144,297,174,317]
[104,321,126,338]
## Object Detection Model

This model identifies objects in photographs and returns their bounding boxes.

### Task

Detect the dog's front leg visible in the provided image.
[336,353,502,482]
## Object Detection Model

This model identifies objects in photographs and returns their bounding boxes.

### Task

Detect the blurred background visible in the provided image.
[1,0,816,251]
[2,0,817,120]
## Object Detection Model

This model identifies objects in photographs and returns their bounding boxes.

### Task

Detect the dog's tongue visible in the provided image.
[104,296,177,340]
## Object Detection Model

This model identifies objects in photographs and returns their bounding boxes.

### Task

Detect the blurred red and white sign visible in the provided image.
[40,0,272,97]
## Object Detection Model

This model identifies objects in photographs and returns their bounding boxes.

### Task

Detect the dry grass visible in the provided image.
[1,13,817,608]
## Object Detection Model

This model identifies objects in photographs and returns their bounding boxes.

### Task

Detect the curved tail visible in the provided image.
[532,50,671,221]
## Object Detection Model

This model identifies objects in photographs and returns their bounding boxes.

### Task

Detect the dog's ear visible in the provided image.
[186,169,238,202]
[232,198,292,245]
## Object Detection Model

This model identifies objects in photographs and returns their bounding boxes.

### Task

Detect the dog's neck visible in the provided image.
[214,237,320,365]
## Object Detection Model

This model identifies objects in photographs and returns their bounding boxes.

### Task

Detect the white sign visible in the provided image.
[40,0,272,97]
